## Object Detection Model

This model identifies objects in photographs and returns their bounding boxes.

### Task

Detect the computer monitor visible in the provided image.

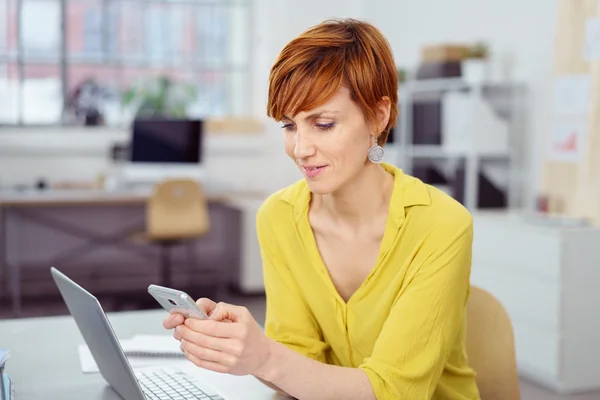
[130,118,203,164]
[116,118,207,188]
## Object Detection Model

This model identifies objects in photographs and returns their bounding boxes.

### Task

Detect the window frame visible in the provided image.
[0,0,253,128]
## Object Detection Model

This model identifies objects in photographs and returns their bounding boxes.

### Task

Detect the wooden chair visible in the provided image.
[139,179,210,287]
[466,286,521,400]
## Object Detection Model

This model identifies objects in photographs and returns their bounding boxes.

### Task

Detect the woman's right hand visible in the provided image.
[162,297,218,330]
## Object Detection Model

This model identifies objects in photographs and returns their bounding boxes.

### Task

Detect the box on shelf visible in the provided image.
[205,118,264,135]
[441,91,509,155]
[421,44,470,63]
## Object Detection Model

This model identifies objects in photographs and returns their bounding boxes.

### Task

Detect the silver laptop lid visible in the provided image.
[50,266,146,400]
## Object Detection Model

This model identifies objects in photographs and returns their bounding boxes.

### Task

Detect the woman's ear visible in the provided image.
[376,96,391,134]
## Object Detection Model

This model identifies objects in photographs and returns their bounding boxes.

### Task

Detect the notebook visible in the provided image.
[1,373,13,400]
[0,349,9,368]
[121,334,185,358]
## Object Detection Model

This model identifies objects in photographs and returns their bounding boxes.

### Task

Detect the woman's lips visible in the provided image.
[302,165,327,178]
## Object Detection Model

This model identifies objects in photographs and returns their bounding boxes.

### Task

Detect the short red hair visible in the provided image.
[267,18,398,145]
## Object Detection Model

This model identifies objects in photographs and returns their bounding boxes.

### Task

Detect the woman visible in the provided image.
[165,18,481,400]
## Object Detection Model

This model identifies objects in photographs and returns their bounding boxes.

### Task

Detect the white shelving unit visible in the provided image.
[391,76,526,210]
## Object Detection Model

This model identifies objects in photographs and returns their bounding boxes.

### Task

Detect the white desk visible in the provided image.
[0,188,268,317]
[0,309,282,399]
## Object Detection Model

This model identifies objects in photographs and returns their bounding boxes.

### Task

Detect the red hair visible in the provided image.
[267,18,398,145]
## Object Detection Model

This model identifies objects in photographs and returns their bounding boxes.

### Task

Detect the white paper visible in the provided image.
[553,75,592,115]
[547,119,587,163]
[585,17,600,61]
[78,335,185,374]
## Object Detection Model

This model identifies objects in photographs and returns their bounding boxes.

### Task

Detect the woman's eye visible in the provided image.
[316,122,335,131]
[281,123,295,131]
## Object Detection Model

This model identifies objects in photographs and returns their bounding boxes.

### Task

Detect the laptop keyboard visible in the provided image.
[136,367,225,400]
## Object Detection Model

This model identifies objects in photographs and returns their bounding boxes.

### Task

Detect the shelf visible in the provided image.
[395,76,525,211]
[403,145,511,159]
[399,77,518,94]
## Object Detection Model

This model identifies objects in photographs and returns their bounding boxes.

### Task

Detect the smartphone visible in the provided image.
[148,284,209,319]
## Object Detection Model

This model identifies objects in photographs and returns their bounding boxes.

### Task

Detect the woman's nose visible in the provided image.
[294,132,317,159]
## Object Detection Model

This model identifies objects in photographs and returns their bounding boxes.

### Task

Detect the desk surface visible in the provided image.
[0,309,280,400]
[0,188,152,207]
[0,187,267,207]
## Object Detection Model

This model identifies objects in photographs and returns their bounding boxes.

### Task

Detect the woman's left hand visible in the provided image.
[173,301,274,377]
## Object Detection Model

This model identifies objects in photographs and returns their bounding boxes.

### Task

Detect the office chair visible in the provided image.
[466,286,521,400]
[136,179,210,288]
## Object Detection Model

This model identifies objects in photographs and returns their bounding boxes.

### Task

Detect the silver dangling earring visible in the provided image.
[367,135,384,163]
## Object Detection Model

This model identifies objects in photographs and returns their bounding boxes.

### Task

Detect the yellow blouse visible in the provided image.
[257,163,481,400]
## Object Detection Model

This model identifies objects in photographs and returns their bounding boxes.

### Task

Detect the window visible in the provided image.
[0,0,7,56]
[1,0,252,126]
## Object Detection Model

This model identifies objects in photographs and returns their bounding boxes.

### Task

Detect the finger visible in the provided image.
[195,298,217,316]
[180,337,236,367]
[163,313,185,329]
[173,328,182,341]
[184,318,240,339]
[183,351,229,374]
[176,325,242,355]
[209,302,246,323]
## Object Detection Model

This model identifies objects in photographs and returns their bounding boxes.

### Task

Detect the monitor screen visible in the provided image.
[130,118,203,164]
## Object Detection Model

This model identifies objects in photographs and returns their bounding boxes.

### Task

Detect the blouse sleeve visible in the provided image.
[257,205,330,363]
[359,211,474,399]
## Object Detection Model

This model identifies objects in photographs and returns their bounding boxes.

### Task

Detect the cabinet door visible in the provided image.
[472,215,561,280]
[514,322,561,382]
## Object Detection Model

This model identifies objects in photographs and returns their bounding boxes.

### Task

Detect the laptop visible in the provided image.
[50,266,228,400]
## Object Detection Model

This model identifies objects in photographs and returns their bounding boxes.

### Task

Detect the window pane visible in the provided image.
[67,0,102,61]
[0,62,18,123]
[145,2,165,64]
[0,0,7,55]
[119,1,144,64]
[21,0,61,61]
[188,71,226,117]
[5,0,18,58]
[164,5,187,66]
[178,3,195,65]
[66,0,119,62]
[225,4,250,68]
[65,65,120,126]
[106,0,119,59]
[227,70,249,115]
[22,64,62,124]
[196,5,228,68]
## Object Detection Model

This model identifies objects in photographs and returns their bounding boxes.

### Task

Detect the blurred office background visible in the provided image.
[1,0,600,399]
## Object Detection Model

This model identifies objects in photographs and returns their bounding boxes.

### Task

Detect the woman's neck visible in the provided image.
[315,163,394,225]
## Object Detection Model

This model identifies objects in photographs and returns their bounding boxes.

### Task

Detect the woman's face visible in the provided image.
[281,86,388,195]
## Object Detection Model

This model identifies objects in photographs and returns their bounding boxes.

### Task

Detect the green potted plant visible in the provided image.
[397,67,408,84]
[467,41,489,60]
[121,76,198,118]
